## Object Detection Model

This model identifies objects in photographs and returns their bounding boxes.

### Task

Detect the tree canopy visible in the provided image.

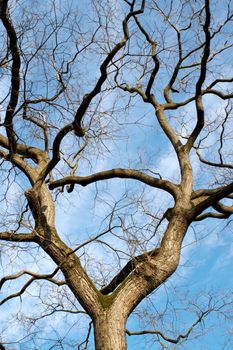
[0,0,233,349]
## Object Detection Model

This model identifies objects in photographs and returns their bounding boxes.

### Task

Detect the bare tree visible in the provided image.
[0,0,233,349]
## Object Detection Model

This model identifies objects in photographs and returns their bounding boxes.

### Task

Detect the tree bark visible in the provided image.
[94,310,127,350]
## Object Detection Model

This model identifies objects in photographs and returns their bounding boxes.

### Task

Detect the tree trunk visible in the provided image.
[94,311,127,350]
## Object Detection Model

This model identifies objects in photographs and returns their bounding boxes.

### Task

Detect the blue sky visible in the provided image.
[0,0,233,349]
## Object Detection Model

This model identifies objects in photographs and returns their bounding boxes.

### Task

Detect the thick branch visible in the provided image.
[0,134,46,164]
[194,182,233,216]
[36,123,73,184]
[49,168,178,197]
[101,213,189,318]
[0,0,21,153]
[194,211,230,221]
[162,87,233,111]
[0,148,37,184]
[100,249,159,295]
[186,0,211,151]
[133,15,159,97]
[155,107,182,151]
[212,201,233,214]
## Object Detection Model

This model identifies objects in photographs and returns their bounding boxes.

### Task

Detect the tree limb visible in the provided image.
[0,272,66,306]
[49,168,178,197]
[186,0,211,151]
[73,0,146,135]
[100,249,159,295]
[194,212,230,221]
[126,309,211,344]
[0,0,21,153]
[0,267,60,290]
[0,231,36,242]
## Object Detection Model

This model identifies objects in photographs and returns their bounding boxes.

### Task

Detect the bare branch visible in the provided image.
[133,16,160,97]
[49,168,178,197]
[0,272,66,307]
[0,0,21,153]
[73,0,146,135]
[186,0,211,151]
[77,321,93,350]
[195,149,233,170]
[127,309,211,344]
[0,231,36,242]
[0,267,60,290]
[194,212,230,221]
[100,248,160,295]
[0,134,46,164]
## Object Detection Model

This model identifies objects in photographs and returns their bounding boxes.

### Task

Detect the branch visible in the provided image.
[159,11,183,104]
[33,2,147,183]
[195,148,233,169]
[154,106,183,151]
[194,211,230,221]
[0,268,65,306]
[49,168,178,197]
[72,0,145,135]
[77,321,93,350]
[23,81,65,106]
[207,77,233,89]
[0,134,46,164]
[100,249,160,295]
[204,89,233,100]
[0,0,21,153]
[212,201,233,215]
[192,187,233,200]
[36,123,73,184]
[194,182,233,216]
[26,308,86,324]
[186,0,211,151]
[0,231,36,242]
[133,15,160,97]
[126,309,211,344]
[0,148,37,184]
[0,278,65,307]
[0,267,60,290]
[0,333,39,349]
